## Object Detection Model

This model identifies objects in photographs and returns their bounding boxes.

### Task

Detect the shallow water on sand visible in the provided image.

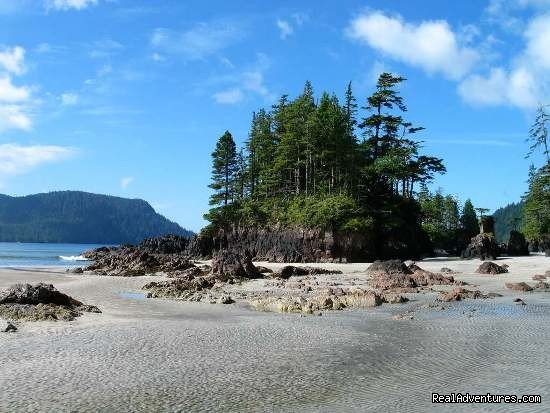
[2,299,550,412]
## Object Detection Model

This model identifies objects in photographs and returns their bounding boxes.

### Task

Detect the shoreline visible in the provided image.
[1,255,549,412]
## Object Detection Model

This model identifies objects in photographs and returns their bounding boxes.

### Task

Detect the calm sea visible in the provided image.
[0,242,110,267]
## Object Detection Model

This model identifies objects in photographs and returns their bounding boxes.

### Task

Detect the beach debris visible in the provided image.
[217,295,235,304]
[475,261,508,275]
[1,320,17,332]
[440,267,457,274]
[392,312,414,320]
[533,282,550,291]
[66,267,83,274]
[513,298,527,305]
[532,274,547,281]
[505,282,533,292]
[0,283,101,321]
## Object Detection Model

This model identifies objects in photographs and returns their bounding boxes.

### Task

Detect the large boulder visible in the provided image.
[506,231,529,256]
[0,283,100,321]
[210,250,261,280]
[476,262,508,275]
[461,233,499,260]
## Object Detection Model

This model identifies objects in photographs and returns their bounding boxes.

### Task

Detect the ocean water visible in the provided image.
[0,242,109,267]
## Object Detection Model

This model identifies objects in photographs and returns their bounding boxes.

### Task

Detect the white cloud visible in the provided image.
[0,46,25,75]
[458,14,550,110]
[276,19,293,39]
[120,176,134,189]
[458,67,538,109]
[213,88,243,104]
[0,144,75,176]
[0,46,33,132]
[212,53,272,104]
[346,11,479,80]
[60,92,79,106]
[151,21,242,60]
[0,106,31,132]
[46,0,98,11]
[0,77,30,102]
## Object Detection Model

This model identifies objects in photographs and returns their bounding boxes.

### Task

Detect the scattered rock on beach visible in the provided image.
[438,287,493,302]
[505,282,533,292]
[367,261,457,292]
[0,283,101,321]
[66,267,83,274]
[272,265,342,279]
[440,267,456,274]
[249,287,391,314]
[255,266,273,274]
[476,261,508,275]
[1,320,17,332]
[532,274,547,281]
[513,298,527,305]
[217,295,235,304]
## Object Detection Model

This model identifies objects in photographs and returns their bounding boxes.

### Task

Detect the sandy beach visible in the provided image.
[1,255,550,412]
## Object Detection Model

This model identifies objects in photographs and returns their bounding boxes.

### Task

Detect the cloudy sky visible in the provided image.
[1,0,549,231]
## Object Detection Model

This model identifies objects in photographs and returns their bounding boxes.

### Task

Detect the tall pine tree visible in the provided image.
[209,131,238,206]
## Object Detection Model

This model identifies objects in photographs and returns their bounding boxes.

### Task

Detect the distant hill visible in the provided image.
[0,191,193,244]
[493,201,524,243]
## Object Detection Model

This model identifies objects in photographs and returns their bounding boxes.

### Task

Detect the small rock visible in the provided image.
[217,295,234,304]
[2,320,17,332]
[505,282,533,292]
[532,274,547,281]
[476,262,508,275]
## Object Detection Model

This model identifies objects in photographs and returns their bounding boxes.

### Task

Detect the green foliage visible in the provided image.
[0,191,192,243]
[523,165,550,241]
[418,187,461,250]
[205,74,446,242]
[460,199,479,240]
[209,131,238,206]
[527,105,550,163]
[493,201,524,242]
[284,195,364,229]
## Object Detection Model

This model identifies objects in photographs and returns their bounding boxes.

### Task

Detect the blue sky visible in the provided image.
[1,0,549,231]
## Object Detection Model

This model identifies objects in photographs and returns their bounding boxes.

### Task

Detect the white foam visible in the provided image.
[59,255,88,261]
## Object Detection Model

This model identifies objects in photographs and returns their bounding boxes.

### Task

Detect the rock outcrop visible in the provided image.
[185,224,431,263]
[0,283,101,321]
[475,261,508,275]
[249,287,390,314]
[366,260,457,292]
[506,231,529,256]
[210,250,261,280]
[461,233,499,260]
[272,266,342,279]
[84,245,194,276]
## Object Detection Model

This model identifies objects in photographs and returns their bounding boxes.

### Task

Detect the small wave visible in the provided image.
[59,255,89,262]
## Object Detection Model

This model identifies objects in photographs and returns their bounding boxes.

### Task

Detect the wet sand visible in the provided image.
[1,255,549,412]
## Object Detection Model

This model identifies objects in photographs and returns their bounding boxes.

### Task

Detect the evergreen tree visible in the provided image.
[460,199,478,239]
[523,164,550,240]
[527,105,550,164]
[209,131,237,206]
